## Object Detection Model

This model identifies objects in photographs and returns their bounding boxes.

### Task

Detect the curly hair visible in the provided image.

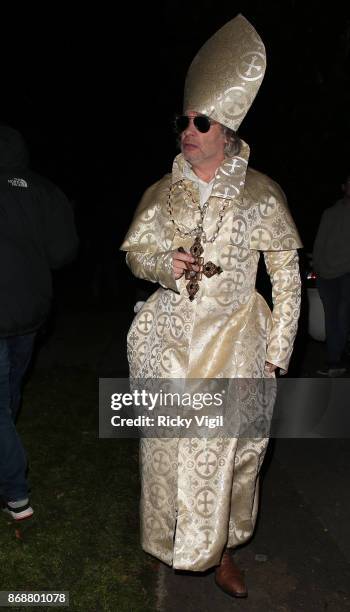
[223,126,241,157]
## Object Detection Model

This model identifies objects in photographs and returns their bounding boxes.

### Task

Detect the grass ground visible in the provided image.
[0,368,157,612]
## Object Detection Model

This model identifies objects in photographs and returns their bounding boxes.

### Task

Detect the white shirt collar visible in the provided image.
[183,160,215,207]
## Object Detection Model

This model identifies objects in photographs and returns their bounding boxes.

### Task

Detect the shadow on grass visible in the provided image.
[0,368,157,612]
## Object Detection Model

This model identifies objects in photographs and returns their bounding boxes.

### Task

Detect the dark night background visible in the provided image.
[1,1,350,307]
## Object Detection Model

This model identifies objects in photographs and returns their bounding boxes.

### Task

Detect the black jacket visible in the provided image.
[0,127,79,337]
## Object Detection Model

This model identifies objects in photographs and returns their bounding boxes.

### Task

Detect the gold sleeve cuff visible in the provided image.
[264,250,301,373]
[126,251,179,293]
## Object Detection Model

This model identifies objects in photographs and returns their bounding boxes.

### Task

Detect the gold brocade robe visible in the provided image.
[120,149,302,571]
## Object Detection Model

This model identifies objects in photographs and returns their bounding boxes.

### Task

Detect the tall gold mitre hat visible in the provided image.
[183,14,266,131]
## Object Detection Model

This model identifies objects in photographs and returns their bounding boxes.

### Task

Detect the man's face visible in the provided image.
[180,111,226,169]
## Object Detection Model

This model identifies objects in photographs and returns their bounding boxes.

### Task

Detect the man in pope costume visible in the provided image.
[120,15,302,598]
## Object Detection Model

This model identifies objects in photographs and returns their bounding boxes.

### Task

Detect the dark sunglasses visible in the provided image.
[174,114,215,134]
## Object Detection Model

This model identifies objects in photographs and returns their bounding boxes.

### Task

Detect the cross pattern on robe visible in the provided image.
[178,237,223,301]
[225,158,241,173]
[221,248,235,267]
[153,452,169,474]
[170,316,183,337]
[231,220,244,242]
[197,452,217,475]
[232,271,245,291]
[157,316,168,335]
[139,312,153,332]
[151,484,166,506]
[254,229,270,249]
[203,530,213,549]
[243,54,262,77]
[197,490,215,515]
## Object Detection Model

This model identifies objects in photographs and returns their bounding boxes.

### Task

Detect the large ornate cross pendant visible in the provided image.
[178,236,223,301]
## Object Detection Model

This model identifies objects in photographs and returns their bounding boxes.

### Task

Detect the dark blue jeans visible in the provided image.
[0,333,36,502]
[317,274,350,366]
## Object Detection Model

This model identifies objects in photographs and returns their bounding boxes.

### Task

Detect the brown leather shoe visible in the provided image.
[215,549,248,598]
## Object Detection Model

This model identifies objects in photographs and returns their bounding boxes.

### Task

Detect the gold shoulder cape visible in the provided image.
[121,166,301,255]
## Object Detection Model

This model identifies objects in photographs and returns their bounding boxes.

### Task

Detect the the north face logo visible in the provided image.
[8,178,28,188]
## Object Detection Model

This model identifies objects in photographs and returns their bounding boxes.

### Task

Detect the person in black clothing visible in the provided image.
[0,125,78,520]
[313,175,350,376]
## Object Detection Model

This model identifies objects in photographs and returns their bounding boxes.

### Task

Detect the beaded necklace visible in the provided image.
[167,181,228,300]
[167,181,230,243]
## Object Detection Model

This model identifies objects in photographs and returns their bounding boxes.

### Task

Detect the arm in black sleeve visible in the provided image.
[43,185,79,269]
